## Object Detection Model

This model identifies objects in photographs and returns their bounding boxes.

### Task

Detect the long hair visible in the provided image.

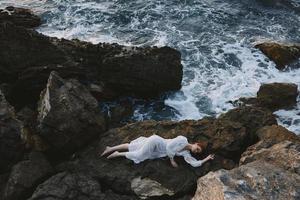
[195,141,208,151]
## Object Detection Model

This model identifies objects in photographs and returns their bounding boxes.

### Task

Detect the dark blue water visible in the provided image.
[2,0,300,134]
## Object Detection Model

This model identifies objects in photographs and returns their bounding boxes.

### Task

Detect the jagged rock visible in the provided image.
[108,102,134,128]
[236,83,298,111]
[0,6,41,28]
[240,140,300,171]
[255,125,300,146]
[219,106,277,144]
[131,176,175,199]
[0,15,182,108]
[257,82,298,111]
[37,71,106,156]
[0,173,9,200]
[0,89,25,173]
[255,42,300,70]
[193,140,300,200]
[50,116,261,199]
[240,125,300,167]
[29,172,138,200]
[192,160,300,200]
[3,152,53,200]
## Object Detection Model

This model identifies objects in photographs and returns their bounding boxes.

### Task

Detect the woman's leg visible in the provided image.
[107,151,127,159]
[101,143,129,156]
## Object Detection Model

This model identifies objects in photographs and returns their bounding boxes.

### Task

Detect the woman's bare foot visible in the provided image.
[107,151,120,159]
[100,146,112,157]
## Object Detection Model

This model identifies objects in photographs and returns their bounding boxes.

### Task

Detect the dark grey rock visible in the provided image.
[4,152,53,200]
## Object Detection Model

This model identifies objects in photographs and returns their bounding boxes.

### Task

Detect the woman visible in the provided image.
[101,135,214,167]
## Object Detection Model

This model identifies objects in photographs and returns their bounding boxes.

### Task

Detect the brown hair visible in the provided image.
[195,141,208,151]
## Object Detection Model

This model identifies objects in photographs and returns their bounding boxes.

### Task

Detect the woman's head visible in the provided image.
[190,141,207,153]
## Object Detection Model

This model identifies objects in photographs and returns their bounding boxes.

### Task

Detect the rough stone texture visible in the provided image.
[3,152,53,200]
[0,16,183,108]
[257,83,298,111]
[108,102,134,128]
[255,42,300,70]
[45,114,272,199]
[0,89,25,173]
[255,125,300,146]
[192,160,300,200]
[0,6,41,28]
[0,173,9,200]
[240,141,300,171]
[29,171,138,200]
[219,106,277,145]
[37,71,106,156]
[131,176,175,199]
[193,140,300,200]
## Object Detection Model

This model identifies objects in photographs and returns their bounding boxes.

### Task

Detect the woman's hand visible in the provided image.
[206,154,215,160]
[170,158,178,168]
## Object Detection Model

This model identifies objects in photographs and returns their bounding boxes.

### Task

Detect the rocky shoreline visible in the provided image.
[0,6,299,200]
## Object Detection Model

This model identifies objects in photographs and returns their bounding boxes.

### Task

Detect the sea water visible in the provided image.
[1,0,300,134]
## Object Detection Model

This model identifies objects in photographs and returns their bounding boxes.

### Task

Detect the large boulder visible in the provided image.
[29,171,137,200]
[3,152,53,200]
[192,122,300,200]
[193,140,300,200]
[239,125,300,166]
[37,71,106,156]
[255,42,300,70]
[46,116,261,199]
[0,6,41,28]
[219,106,277,145]
[240,140,300,169]
[256,82,298,111]
[0,10,183,108]
[0,89,25,173]
[255,125,300,145]
[192,159,300,200]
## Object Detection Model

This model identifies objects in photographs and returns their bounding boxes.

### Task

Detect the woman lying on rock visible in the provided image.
[101,135,214,167]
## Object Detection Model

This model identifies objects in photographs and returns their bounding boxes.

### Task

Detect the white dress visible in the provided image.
[125,135,203,167]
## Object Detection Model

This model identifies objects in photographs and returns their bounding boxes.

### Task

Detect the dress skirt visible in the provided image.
[125,135,167,164]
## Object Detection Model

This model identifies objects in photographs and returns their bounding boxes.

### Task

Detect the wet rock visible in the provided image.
[0,89,25,173]
[3,152,53,200]
[29,171,137,200]
[193,140,300,200]
[37,71,106,156]
[255,42,300,70]
[0,6,41,28]
[257,82,298,111]
[108,102,134,128]
[0,19,182,108]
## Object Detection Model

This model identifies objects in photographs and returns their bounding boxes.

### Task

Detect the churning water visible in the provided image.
[2,0,300,134]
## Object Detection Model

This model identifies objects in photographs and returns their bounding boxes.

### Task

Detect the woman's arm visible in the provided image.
[201,154,215,164]
[170,157,178,168]
[182,151,214,167]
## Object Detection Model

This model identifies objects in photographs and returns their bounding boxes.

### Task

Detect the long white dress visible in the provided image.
[125,135,203,167]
